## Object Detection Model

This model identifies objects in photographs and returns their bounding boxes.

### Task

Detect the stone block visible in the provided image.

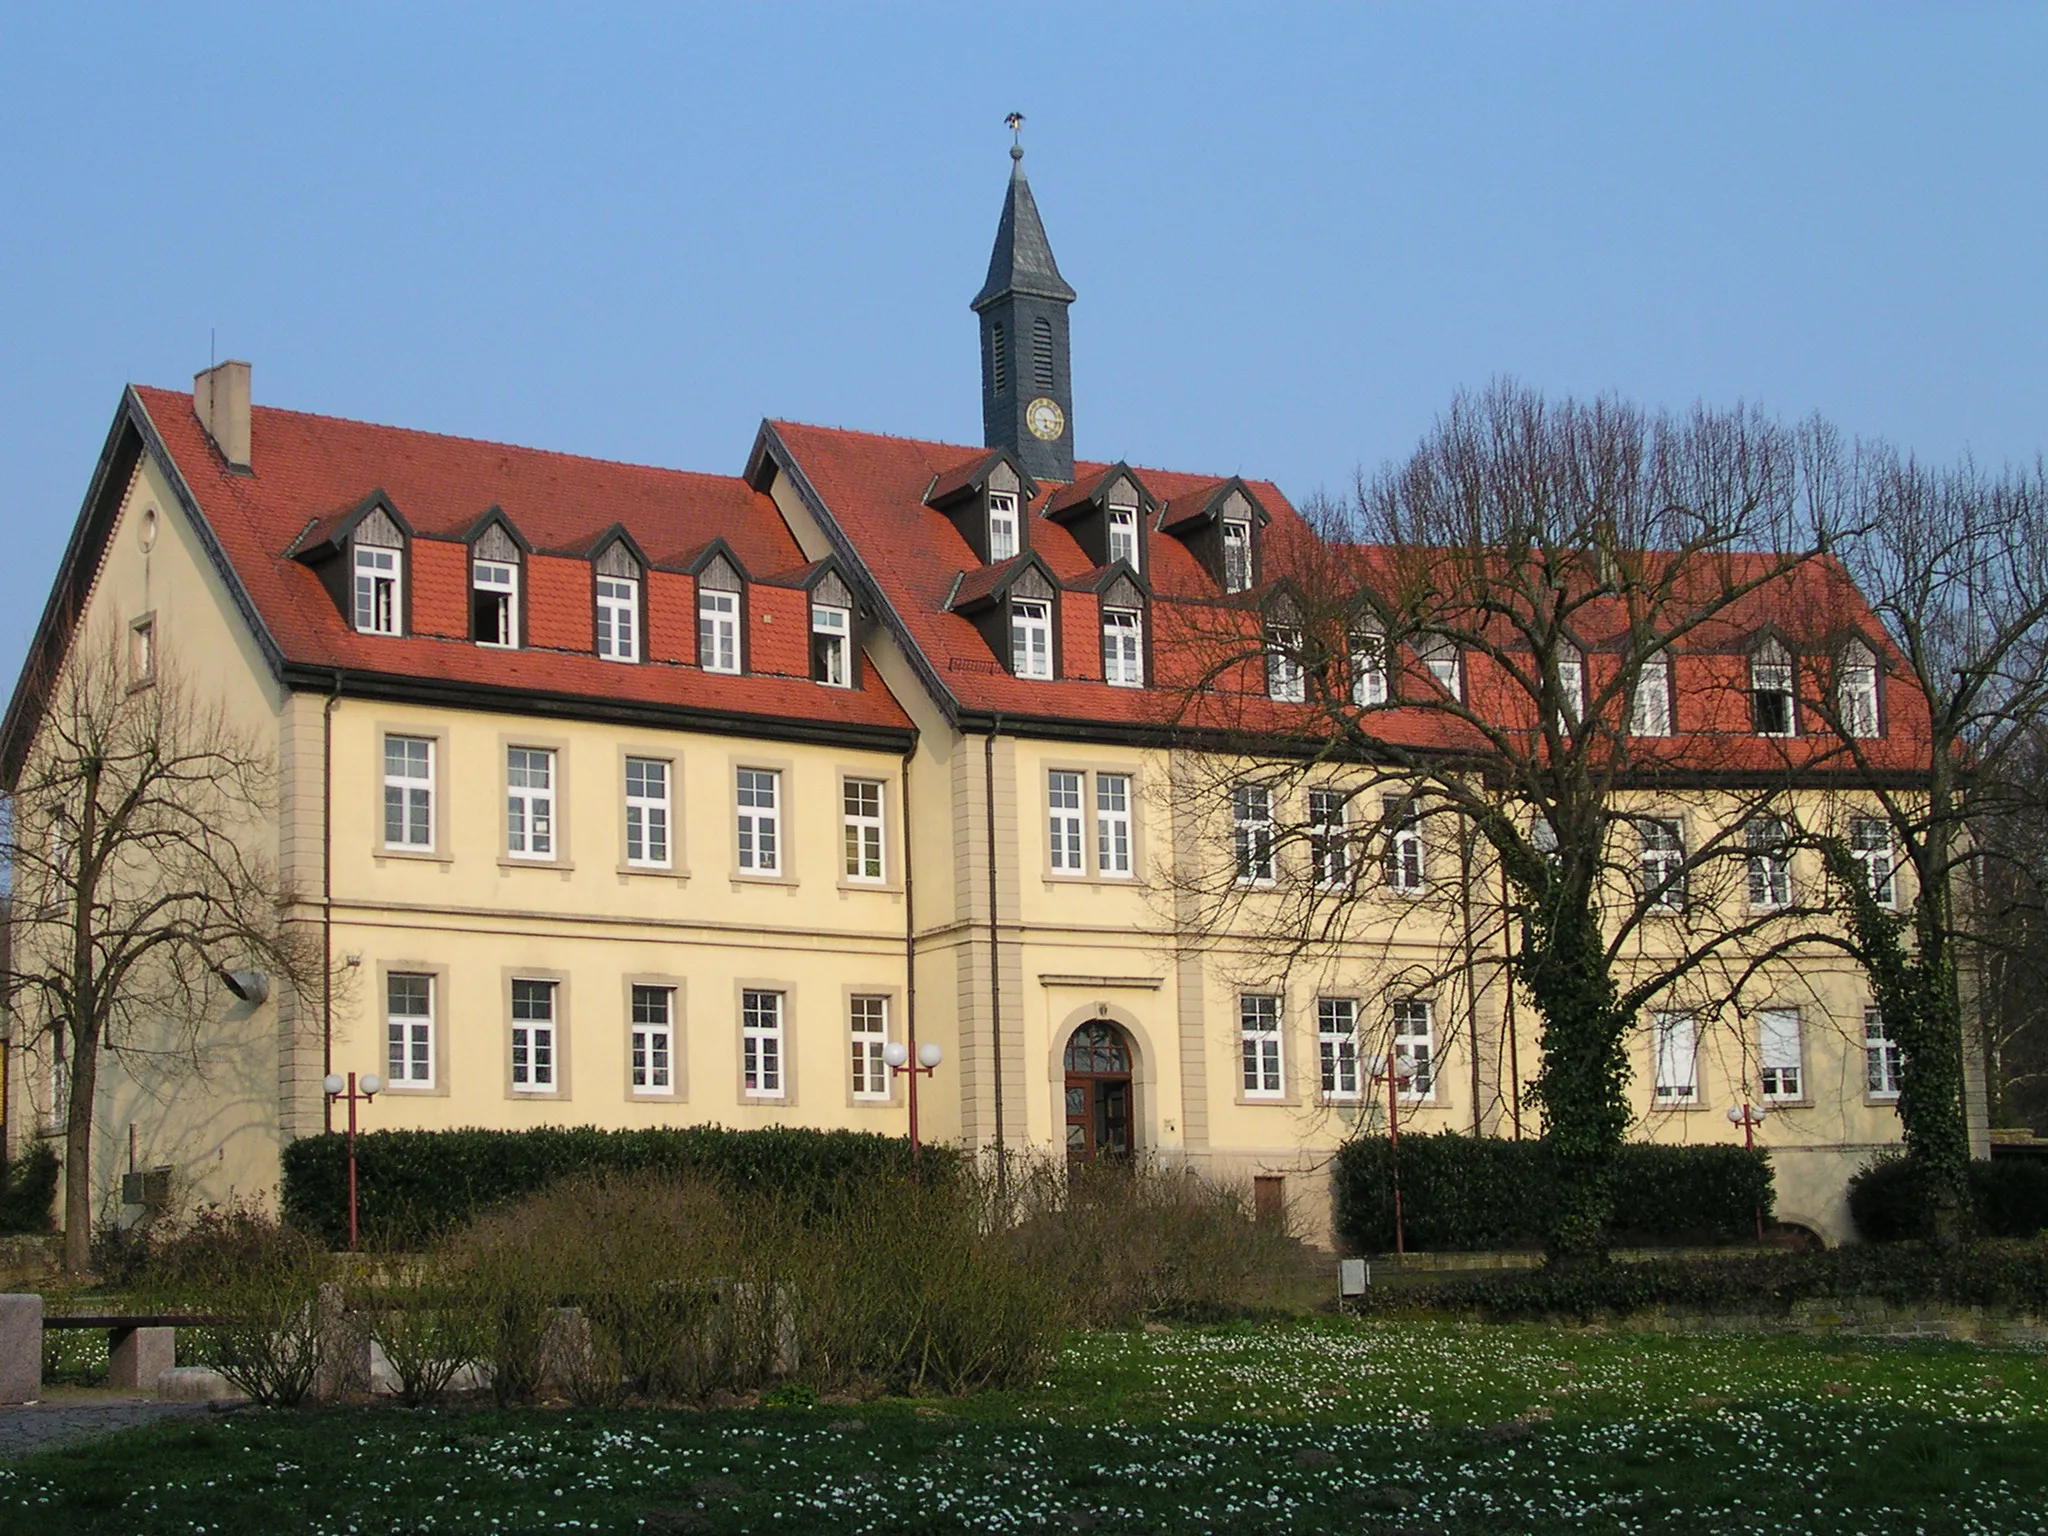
[158,1366,241,1402]
[109,1326,176,1392]
[0,1294,43,1404]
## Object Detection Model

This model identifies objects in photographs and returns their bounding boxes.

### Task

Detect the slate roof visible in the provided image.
[971,152,1077,311]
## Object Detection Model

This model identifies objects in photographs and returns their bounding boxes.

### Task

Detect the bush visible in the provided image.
[1333,1133,1773,1252]
[0,1145,60,1233]
[281,1125,959,1249]
[1850,1154,2048,1243]
[1974,1160,2048,1239]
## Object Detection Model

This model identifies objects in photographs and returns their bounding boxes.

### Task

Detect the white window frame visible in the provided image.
[1640,817,1685,912]
[596,575,639,662]
[1865,1007,1902,1099]
[1048,770,1085,873]
[128,614,156,687]
[1393,999,1435,1101]
[1851,817,1895,907]
[383,734,434,851]
[1266,626,1306,703]
[354,545,401,635]
[510,978,557,1094]
[851,994,889,1101]
[1102,607,1144,687]
[1107,504,1139,568]
[988,491,1019,563]
[813,603,852,687]
[1840,645,1880,738]
[1383,797,1425,894]
[1746,815,1791,910]
[1232,782,1275,886]
[386,972,434,1089]
[1419,635,1462,701]
[1011,598,1053,679]
[1318,997,1360,1100]
[624,756,671,869]
[1752,642,1797,737]
[1222,518,1253,593]
[1240,994,1283,1098]
[1631,652,1673,737]
[472,559,519,649]
[1555,648,1585,737]
[1652,1010,1699,1105]
[505,747,556,860]
[630,984,675,1095]
[1096,772,1134,878]
[1309,788,1351,889]
[742,988,785,1098]
[1351,628,1388,707]
[843,777,886,882]
[1759,1007,1803,1102]
[699,588,741,674]
[736,767,781,875]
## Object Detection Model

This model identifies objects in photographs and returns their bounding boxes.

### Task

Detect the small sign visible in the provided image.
[1338,1258,1368,1297]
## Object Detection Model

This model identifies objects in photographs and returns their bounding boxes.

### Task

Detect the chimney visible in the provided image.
[194,359,252,471]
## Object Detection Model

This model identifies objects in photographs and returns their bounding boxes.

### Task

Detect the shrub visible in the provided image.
[0,1145,60,1233]
[281,1125,957,1248]
[1850,1154,2048,1243]
[348,1258,489,1408]
[1974,1159,2048,1239]
[1333,1133,1773,1252]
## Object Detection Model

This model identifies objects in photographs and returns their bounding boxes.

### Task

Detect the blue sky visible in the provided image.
[2,5,2042,685]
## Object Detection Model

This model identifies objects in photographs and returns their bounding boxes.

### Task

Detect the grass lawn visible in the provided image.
[6,1318,2048,1533]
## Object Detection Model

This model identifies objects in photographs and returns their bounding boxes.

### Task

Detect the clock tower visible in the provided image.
[973,133,1076,484]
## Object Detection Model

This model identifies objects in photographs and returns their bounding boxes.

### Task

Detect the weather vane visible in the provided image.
[1006,112,1025,159]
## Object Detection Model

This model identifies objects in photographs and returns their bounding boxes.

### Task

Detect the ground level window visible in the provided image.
[1241,995,1283,1098]
[1759,1007,1802,1101]
[631,984,674,1094]
[743,989,784,1097]
[1652,1010,1698,1104]
[1318,997,1360,1099]
[386,973,433,1088]
[511,979,557,1092]
[1392,999,1434,1099]
[1866,1007,1902,1099]
[851,995,889,1100]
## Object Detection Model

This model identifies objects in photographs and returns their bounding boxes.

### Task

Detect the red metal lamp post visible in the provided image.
[322,1070,382,1251]
[1365,1053,1416,1255]
[884,1040,944,1174]
[1728,1099,1769,1243]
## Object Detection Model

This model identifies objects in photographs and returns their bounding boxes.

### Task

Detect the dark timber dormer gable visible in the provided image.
[973,145,1077,484]
[925,448,1041,567]
[289,488,414,635]
[948,550,1063,679]
[1158,478,1270,595]
[1044,463,1155,575]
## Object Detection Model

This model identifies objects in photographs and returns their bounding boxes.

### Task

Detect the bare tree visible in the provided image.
[1163,382,1858,1257]
[2,629,324,1272]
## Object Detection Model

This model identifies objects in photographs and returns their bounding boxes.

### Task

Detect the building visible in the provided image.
[0,148,1942,1245]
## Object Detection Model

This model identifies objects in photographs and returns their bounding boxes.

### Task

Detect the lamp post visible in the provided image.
[322,1070,382,1251]
[1727,1100,1769,1243]
[884,1040,944,1174]
[1365,1053,1416,1256]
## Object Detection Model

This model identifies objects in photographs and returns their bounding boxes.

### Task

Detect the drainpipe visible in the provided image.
[900,740,916,1130]
[322,672,342,1135]
[985,718,1006,1196]
[1502,853,1522,1140]
[1461,826,1481,1137]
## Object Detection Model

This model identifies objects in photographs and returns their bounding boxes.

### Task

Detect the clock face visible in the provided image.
[1026,397,1066,442]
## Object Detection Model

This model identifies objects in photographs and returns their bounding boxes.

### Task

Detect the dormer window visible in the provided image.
[1751,639,1796,737]
[1011,599,1053,679]
[1267,626,1306,703]
[1631,651,1674,736]
[1223,519,1253,593]
[596,577,639,661]
[1108,503,1139,569]
[813,603,851,687]
[472,560,518,647]
[1555,644,1585,736]
[1103,608,1143,687]
[1418,635,1462,701]
[1839,641,1880,737]
[989,491,1020,563]
[354,545,401,635]
[1351,626,1388,707]
[700,590,740,673]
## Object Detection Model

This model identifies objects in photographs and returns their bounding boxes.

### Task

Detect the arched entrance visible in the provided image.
[1063,1022,1135,1163]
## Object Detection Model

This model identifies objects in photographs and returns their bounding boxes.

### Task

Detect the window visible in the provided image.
[1759,1008,1802,1101]
[851,995,889,1101]
[472,559,518,648]
[1839,643,1880,737]
[1631,652,1673,737]
[506,748,556,860]
[742,989,784,1097]
[1222,519,1253,593]
[1266,626,1306,703]
[1011,598,1052,678]
[596,576,639,662]
[1309,789,1352,889]
[736,768,781,875]
[354,545,401,635]
[510,979,557,1093]
[1555,647,1585,736]
[630,984,674,1094]
[1652,1010,1698,1104]
[1351,628,1388,707]
[128,615,155,687]
[1318,998,1360,1099]
[1393,999,1434,1099]
[1108,504,1139,568]
[386,973,433,1088]
[1419,635,1462,700]
[1096,772,1133,878]
[383,735,434,850]
[1103,608,1144,687]
[1640,818,1685,911]
[1746,815,1790,909]
[843,778,885,882]
[1240,994,1283,1097]
[1532,816,1561,865]
[1232,783,1275,885]
[1751,640,1796,736]
[1851,817,1895,906]
[988,492,1020,563]
[1383,798,1424,893]
[812,603,851,686]
[1865,1007,1902,1098]
[699,589,740,674]
[624,757,670,869]
[1048,770,1085,873]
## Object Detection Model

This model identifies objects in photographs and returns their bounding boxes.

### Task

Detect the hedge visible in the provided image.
[281,1125,957,1249]
[1351,1242,2048,1322]
[1333,1133,1773,1252]
[1849,1154,2048,1243]
[0,1145,60,1234]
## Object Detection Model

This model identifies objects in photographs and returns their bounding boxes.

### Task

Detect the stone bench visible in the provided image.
[4,1297,222,1403]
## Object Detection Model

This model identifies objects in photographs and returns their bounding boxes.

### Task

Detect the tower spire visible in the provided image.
[974,117,1075,482]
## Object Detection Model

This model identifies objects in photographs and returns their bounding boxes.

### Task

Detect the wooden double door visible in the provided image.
[1064,1022,1134,1164]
